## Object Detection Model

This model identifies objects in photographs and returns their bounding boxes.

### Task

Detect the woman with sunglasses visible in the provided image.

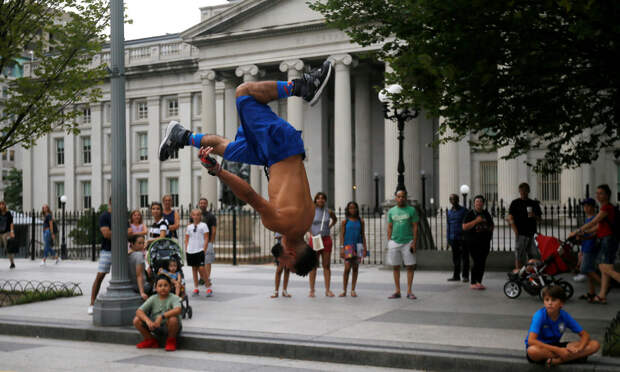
[185,208,210,296]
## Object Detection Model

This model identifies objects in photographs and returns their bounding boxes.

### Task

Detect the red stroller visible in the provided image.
[503,234,577,299]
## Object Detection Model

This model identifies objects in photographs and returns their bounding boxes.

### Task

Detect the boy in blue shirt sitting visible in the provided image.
[525,286,599,366]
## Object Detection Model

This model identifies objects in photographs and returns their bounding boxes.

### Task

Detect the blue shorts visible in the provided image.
[580,249,599,274]
[223,96,305,167]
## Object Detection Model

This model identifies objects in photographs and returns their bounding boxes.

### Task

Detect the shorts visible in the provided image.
[98,250,112,273]
[186,251,205,267]
[386,240,416,266]
[580,249,600,274]
[223,96,305,167]
[308,235,333,253]
[141,320,182,337]
[598,235,618,265]
[515,235,539,263]
[526,342,568,364]
[205,242,215,264]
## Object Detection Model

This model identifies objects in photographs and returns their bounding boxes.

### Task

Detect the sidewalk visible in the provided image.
[1,258,619,371]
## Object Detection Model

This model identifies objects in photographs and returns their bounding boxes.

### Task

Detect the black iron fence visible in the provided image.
[1,199,589,265]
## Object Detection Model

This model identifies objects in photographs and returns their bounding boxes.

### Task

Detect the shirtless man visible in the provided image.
[159,60,333,276]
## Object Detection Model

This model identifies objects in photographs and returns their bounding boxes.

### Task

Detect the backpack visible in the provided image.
[52,218,59,235]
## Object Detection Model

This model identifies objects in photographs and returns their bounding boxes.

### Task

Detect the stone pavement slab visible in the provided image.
[0,259,619,371]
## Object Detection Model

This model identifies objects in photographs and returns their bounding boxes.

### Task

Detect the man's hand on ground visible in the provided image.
[198,146,221,176]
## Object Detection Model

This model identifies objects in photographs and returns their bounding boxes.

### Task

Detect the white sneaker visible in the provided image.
[55,257,61,264]
[573,274,586,282]
[40,260,46,266]
[88,305,94,315]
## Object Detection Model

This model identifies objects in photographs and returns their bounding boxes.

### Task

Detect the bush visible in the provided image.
[68,204,108,245]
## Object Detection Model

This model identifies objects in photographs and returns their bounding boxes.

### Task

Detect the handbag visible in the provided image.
[343,244,356,259]
[311,210,327,251]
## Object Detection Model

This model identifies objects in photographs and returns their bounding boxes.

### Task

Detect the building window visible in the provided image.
[82,107,91,124]
[167,178,179,207]
[104,103,111,122]
[82,181,91,209]
[480,161,498,204]
[137,132,148,161]
[55,138,64,165]
[9,150,14,161]
[137,101,148,120]
[538,173,560,204]
[82,136,91,164]
[105,133,111,164]
[167,98,178,117]
[105,179,111,203]
[1,152,5,160]
[139,179,149,208]
[55,182,64,209]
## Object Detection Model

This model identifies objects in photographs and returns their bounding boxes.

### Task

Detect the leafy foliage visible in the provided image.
[0,0,109,152]
[309,0,620,173]
[68,203,106,245]
[3,167,22,212]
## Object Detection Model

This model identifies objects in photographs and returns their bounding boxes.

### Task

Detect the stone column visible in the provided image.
[329,54,354,209]
[178,93,193,207]
[354,72,372,207]
[223,79,238,141]
[279,59,305,132]
[497,146,519,207]
[404,115,421,201]
[439,123,459,208]
[235,65,264,197]
[147,96,161,202]
[64,133,75,210]
[200,70,218,205]
[383,63,398,201]
[22,146,32,211]
[91,103,103,207]
[561,167,583,204]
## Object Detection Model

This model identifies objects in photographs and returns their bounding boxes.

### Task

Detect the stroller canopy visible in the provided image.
[535,234,573,275]
[148,238,184,270]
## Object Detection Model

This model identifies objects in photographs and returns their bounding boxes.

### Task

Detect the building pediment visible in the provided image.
[182,0,325,45]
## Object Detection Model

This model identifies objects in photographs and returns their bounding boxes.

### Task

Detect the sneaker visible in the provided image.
[40,260,46,266]
[206,288,213,297]
[462,277,469,283]
[87,305,94,315]
[297,60,332,106]
[136,338,159,349]
[447,277,460,282]
[9,263,15,269]
[165,337,177,352]
[192,289,199,297]
[55,257,61,264]
[159,121,190,161]
[573,274,587,283]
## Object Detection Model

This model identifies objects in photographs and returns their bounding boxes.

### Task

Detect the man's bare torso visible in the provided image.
[261,155,314,237]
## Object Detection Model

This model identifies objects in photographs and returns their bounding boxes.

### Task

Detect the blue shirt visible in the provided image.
[447,205,466,241]
[163,210,177,238]
[581,216,596,253]
[525,308,583,347]
[343,219,362,246]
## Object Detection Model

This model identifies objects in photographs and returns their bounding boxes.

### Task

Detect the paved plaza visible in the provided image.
[0,259,619,371]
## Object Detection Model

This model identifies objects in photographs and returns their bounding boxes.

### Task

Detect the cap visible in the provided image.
[581,198,596,206]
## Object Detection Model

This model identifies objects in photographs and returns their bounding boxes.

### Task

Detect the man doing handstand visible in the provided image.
[159,60,333,276]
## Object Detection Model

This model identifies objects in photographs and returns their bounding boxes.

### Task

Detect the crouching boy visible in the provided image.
[525,286,600,366]
[133,274,182,351]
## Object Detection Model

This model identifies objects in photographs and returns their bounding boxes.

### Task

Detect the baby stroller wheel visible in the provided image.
[187,306,193,319]
[558,280,574,299]
[503,280,521,299]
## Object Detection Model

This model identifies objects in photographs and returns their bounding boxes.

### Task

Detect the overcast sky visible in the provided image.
[123,0,229,40]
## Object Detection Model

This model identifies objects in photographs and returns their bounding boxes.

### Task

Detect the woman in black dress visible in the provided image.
[462,195,494,290]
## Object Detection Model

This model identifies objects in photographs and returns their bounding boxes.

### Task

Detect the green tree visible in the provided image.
[68,203,106,245]
[0,0,109,152]
[3,167,22,211]
[309,0,620,173]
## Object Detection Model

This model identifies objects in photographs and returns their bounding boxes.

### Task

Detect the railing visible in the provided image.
[0,200,589,265]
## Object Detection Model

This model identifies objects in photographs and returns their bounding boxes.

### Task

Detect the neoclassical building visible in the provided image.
[20,0,619,212]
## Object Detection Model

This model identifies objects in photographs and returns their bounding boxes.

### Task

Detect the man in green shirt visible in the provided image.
[386,190,419,300]
[133,275,182,351]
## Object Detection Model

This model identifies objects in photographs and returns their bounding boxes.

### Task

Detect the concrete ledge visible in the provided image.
[1,317,619,371]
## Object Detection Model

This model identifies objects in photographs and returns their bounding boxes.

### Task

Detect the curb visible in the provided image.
[1,318,620,371]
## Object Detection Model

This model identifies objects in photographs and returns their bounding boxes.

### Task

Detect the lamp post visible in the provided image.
[379,84,418,195]
[460,184,470,209]
[373,172,380,213]
[60,195,67,259]
[420,170,427,211]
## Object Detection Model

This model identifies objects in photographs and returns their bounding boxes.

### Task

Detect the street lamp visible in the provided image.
[373,172,380,213]
[420,169,427,211]
[460,184,470,209]
[379,84,418,195]
[60,195,67,259]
